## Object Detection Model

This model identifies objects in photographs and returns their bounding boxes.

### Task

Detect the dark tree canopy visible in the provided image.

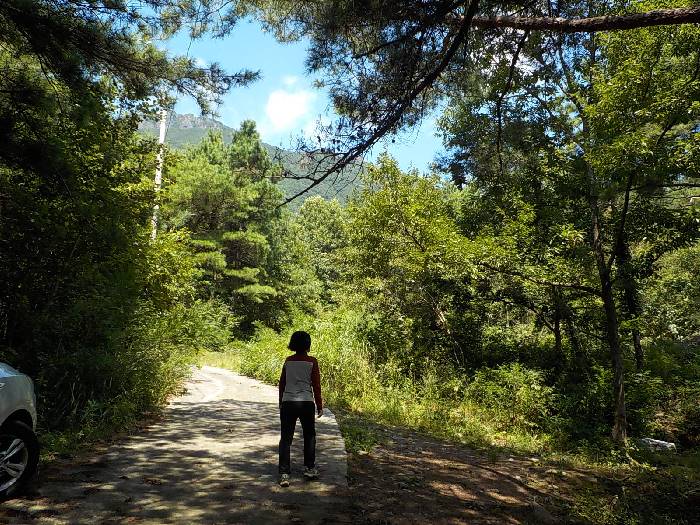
[0,0,258,114]
[6,1,697,202]
[238,0,700,202]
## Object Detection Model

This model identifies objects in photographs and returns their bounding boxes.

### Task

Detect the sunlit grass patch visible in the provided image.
[197,344,243,371]
[335,413,386,454]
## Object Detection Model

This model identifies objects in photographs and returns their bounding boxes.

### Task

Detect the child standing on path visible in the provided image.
[278,330,323,487]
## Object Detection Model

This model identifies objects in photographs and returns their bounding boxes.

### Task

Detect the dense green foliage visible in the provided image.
[435,6,700,443]
[0,0,257,438]
[201,307,553,452]
[0,43,235,436]
[0,6,698,524]
[201,146,698,455]
[160,122,328,334]
[220,0,700,448]
[330,160,694,448]
[201,145,699,521]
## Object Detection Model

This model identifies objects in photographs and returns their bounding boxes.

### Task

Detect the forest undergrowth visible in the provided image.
[199,310,700,524]
[200,308,552,455]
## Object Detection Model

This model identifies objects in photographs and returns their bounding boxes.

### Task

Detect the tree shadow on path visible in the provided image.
[1,394,349,524]
[340,414,590,525]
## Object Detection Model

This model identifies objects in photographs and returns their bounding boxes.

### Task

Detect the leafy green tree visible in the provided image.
[644,241,700,341]
[439,3,700,441]
[340,156,478,371]
[0,46,233,430]
[294,197,350,301]
[163,123,312,332]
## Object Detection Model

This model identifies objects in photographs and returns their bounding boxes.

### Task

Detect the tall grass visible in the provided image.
[200,307,552,453]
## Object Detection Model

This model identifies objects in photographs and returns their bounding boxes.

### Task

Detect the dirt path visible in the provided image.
[339,415,583,524]
[1,366,349,524]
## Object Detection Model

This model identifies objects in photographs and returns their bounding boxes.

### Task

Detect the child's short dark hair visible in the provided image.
[288,330,311,352]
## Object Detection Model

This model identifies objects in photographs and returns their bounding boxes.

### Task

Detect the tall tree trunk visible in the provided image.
[616,238,644,370]
[553,288,587,375]
[551,286,563,357]
[587,162,627,443]
[554,308,562,356]
[582,26,626,444]
[563,307,586,373]
[599,272,627,443]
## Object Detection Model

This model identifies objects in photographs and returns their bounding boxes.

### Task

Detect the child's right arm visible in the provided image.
[311,358,322,416]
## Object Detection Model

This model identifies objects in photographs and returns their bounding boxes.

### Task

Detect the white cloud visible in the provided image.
[282,75,299,87]
[265,89,317,133]
[302,117,320,138]
[194,57,207,68]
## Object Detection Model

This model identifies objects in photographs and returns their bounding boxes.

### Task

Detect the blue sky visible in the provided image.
[161,20,444,173]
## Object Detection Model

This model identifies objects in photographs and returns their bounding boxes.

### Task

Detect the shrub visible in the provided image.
[555,365,613,444]
[625,371,666,437]
[466,363,554,431]
[631,341,700,445]
[674,382,700,447]
[3,227,235,439]
[643,241,700,341]
[236,307,384,409]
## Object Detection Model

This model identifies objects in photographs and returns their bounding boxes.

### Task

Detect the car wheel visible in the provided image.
[0,420,39,500]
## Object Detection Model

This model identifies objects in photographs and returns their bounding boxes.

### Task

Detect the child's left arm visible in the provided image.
[278,362,286,407]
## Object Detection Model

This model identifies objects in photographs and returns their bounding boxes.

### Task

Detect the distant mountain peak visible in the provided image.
[172,113,230,130]
[138,112,233,134]
[137,111,359,208]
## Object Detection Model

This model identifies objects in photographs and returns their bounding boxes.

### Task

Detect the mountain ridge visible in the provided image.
[138,113,358,208]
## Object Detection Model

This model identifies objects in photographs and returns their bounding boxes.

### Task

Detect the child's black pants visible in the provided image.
[278,400,316,474]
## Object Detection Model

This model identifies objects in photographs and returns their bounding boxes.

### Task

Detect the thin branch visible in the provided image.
[477,261,601,296]
[495,29,529,179]
[467,7,700,33]
[352,28,423,59]
[490,295,555,332]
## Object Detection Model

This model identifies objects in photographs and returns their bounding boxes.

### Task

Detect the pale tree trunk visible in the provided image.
[551,287,563,358]
[151,108,167,240]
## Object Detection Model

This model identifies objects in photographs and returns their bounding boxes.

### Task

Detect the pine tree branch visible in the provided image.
[467,7,700,33]
[280,0,482,206]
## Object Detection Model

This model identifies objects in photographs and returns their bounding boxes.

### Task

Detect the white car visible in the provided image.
[0,362,39,499]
